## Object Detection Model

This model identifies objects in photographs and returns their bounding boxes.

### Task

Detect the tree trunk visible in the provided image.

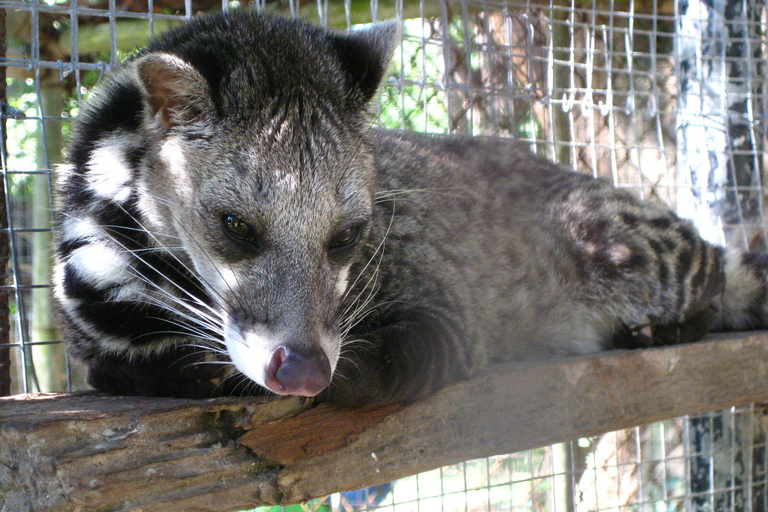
[30,82,66,393]
[675,0,765,248]
[0,7,11,398]
[676,0,766,508]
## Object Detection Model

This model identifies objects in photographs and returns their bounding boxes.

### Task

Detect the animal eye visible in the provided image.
[329,224,362,251]
[222,214,260,249]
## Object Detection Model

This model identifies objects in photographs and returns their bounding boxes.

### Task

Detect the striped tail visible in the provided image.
[715,250,768,331]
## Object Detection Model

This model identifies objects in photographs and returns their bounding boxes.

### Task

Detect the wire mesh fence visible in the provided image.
[237,405,768,512]
[2,0,768,510]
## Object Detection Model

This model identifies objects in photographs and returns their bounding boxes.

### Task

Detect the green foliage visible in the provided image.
[6,78,40,196]
[378,19,450,133]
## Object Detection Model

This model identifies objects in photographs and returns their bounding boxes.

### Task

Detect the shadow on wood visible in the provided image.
[2,331,768,511]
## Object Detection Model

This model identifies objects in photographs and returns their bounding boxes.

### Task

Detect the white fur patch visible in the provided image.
[60,216,102,244]
[216,267,240,292]
[54,163,75,188]
[335,266,350,297]
[86,139,133,202]
[135,181,166,234]
[224,321,280,388]
[52,261,71,305]
[719,249,763,330]
[67,242,132,285]
[159,138,194,202]
[224,320,340,393]
[276,172,298,191]
[53,259,147,355]
[191,258,241,302]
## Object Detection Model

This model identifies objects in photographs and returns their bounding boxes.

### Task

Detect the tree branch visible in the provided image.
[3,331,768,511]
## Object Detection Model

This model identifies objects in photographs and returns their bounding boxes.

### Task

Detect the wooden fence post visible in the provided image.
[0,7,11,397]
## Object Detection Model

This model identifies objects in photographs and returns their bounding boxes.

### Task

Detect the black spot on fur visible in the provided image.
[63,263,110,302]
[675,223,698,246]
[578,218,609,247]
[674,247,694,311]
[648,238,670,285]
[623,246,649,270]
[56,238,91,259]
[75,299,198,344]
[59,172,95,210]
[649,216,673,229]
[125,144,148,170]
[742,252,768,276]
[739,252,768,327]
[69,81,144,170]
[690,244,709,291]
[660,236,678,251]
[620,212,639,228]
[95,196,146,251]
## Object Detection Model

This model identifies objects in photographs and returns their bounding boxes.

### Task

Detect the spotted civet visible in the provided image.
[54,11,768,406]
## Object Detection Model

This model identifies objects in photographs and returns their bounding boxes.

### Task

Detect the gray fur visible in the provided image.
[54,11,768,406]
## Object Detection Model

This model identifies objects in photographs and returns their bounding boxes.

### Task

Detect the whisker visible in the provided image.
[341,196,395,306]
[59,210,226,316]
[339,198,396,336]
[182,342,230,355]
[112,203,230,306]
[131,287,224,332]
[374,187,462,202]
[150,200,251,315]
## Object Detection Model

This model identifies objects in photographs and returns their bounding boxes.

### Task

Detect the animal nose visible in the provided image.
[264,345,331,397]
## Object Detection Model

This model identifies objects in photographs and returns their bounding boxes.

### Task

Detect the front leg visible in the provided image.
[325,307,474,407]
[86,346,231,398]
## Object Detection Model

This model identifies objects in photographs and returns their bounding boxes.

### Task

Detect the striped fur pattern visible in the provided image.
[54,11,768,406]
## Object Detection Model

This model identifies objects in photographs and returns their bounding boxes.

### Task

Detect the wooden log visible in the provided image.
[3,331,768,511]
[8,0,675,66]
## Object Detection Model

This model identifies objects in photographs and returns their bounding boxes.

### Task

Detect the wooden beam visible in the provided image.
[32,3,462,59]
[9,0,673,63]
[3,331,768,511]
[0,7,11,397]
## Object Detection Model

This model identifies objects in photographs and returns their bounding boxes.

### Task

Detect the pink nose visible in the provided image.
[264,346,331,397]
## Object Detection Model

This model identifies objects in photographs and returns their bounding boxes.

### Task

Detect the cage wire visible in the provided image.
[2,0,768,510]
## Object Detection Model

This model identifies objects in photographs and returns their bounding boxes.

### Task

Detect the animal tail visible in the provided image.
[714,250,768,331]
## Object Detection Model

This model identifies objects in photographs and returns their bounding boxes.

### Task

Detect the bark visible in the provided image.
[3,331,768,512]
[675,0,765,248]
[0,7,11,397]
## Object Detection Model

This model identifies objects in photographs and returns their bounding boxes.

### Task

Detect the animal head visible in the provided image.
[67,13,399,397]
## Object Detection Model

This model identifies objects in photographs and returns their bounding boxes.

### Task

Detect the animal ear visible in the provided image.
[133,52,215,129]
[330,20,400,105]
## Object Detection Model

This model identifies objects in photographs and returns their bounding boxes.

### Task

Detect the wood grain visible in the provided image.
[2,331,768,511]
